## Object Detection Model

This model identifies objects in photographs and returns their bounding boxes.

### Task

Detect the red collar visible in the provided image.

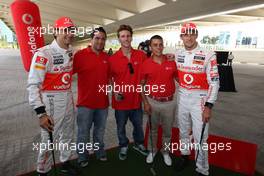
[116,47,136,58]
[86,47,104,56]
[150,54,168,64]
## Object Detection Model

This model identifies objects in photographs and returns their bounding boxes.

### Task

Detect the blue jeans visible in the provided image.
[77,106,108,162]
[115,108,144,148]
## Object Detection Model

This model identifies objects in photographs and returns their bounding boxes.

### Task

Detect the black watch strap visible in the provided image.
[204,102,214,109]
[35,106,46,115]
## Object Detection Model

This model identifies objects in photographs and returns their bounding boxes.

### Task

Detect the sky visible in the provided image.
[0,19,14,42]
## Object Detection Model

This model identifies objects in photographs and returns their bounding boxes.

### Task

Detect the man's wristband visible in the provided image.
[35,106,46,115]
[204,102,214,109]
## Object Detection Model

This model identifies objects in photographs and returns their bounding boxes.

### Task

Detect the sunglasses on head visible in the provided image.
[127,63,134,74]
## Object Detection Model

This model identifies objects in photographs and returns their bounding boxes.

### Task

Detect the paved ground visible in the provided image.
[0,49,263,175]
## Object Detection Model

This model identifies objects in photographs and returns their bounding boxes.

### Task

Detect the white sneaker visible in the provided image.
[146,152,156,164]
[119,146,128,160]
[162,152,172,166]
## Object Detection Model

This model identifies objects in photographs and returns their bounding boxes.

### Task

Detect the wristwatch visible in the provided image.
[204,102,214,109]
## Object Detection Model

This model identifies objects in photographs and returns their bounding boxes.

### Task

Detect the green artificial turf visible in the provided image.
[22,145,263,176]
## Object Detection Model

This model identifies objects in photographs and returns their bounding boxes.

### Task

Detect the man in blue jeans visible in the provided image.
[109,24,148,160]
[73,27,109,167]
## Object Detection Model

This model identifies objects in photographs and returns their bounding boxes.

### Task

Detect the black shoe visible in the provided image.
[37,173,48,176]
[98,156,108,162]
[61,161,79,175]
[79,160,89,168]
[174,155,189,172]
[195,171,208,176]
[132,144,149,156]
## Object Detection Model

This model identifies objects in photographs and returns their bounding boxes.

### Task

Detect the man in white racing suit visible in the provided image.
[27,17,77,176]
[174,22,219,176]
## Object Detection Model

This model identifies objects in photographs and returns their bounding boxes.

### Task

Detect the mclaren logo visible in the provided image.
[62,73,71,85]
[183,74,194,84]
[22,14,33,25]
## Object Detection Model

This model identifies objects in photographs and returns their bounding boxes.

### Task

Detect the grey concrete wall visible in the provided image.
[232,50,264,64]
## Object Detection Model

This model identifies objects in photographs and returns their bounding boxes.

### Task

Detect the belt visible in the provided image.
[148,95,173,102]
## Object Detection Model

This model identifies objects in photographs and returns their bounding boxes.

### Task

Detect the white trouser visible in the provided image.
[177,89,209,175]
[37,91,75,173]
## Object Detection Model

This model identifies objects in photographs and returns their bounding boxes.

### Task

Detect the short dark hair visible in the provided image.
[117,24,133,38]
[138,40,151,57]
[90,27,107,39]
[150,35,163,44]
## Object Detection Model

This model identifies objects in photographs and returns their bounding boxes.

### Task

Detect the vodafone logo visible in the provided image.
[183,74,194,84]
[22,14,33,25]
[62,73,71,84]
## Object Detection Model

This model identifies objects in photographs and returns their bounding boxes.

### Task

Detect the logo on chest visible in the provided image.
[165,66,173,71]
[183,74,194,84]
[62,73,71,85]
[193,55,205,65]
[53,55,64,65]
[133,61,139,65]
[103,60,108,64]
[177,55,185,63]
[53,59,64,65]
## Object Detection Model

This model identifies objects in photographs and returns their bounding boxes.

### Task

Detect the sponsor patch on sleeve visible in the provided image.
[34,65,46,70]
[35,56,48,66]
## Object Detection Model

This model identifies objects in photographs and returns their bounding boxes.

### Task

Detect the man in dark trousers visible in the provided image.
[109,24,149,160]
[73,27,109,167]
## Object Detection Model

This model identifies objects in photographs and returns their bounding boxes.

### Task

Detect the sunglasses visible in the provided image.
[127,63,134,74]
